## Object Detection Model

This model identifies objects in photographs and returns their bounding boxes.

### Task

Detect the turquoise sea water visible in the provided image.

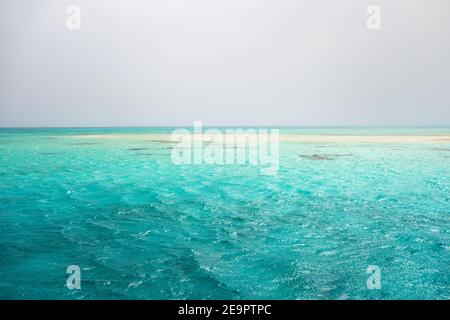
[0,127,449,299]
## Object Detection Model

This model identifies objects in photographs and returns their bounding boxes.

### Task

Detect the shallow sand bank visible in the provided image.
[70,133,450,144]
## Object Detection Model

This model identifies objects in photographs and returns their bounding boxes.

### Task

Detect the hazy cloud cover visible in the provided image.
[0,0,449,127]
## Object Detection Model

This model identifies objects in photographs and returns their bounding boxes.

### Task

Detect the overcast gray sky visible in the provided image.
[0,0,449,127]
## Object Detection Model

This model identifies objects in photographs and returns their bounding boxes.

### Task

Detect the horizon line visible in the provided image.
[1,124,450,129]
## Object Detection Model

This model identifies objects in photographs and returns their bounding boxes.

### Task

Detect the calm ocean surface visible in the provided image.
[0,127,449,299]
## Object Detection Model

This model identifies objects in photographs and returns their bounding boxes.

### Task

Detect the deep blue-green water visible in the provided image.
[0,127,449,299]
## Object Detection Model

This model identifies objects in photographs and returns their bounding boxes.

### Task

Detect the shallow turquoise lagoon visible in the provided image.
[0,128,449,299]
